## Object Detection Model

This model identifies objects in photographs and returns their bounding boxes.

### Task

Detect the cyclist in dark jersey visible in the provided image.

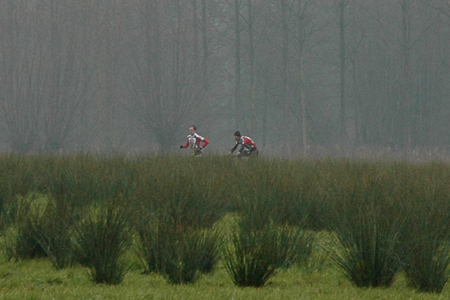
[228,131,259,158]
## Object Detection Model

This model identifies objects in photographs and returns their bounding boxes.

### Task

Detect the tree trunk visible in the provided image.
[281,0,290,154]
[248,0,256,137]
[339,0,347,155]
[234,0,242,130]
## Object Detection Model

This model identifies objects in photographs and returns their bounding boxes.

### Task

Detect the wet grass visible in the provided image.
[0,239,449,300]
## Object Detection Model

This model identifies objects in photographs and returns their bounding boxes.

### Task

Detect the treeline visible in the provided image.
[0,0,449,155]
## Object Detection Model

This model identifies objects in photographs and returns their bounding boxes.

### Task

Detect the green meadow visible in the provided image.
[0,154,450,299]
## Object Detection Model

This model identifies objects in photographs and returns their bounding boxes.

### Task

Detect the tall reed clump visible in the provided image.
[0,155,81,263]
[226,158,328,231]
[395,163,450,293]
[220,158,317,287]
[1,194,48,260]
[16,194,75,269]
[325,161,404,288]
[134,209,222,283]
[136,156,225,230]
[44,154,138,209]
[1,193,74,269]
[0,154,43,231]
[222,214,312,287]
[37,155,137,270]
[72,198,133,285]
[133,157,224,284]
[228,159,300,228]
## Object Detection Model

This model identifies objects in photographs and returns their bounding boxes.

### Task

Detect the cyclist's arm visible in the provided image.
[201,138,209,148]
[181,139,189,148]
[230,143,238,153]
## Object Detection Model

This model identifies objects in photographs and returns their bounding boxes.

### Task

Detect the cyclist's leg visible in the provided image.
[249,148,259,158]
[193,149,203,157]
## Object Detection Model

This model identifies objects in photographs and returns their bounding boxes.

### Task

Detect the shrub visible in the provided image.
[197,228,222,274]
[329,216,402,288]
[24,195,75,269]
[396,169,450,293]
[1,194,49,261]
[158,228,220,284]
[325,164,403,288]
[229,159,327,231]
[72,200,132,285]
[222,217,311,287]
[402,241,450,293]
[135,212,222,284]
[134,212,161,274]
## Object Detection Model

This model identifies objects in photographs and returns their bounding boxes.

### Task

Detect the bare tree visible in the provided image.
[286,0,320,156]
[84,0,129,153]
[125,0,197,151]
[0,1,42,152]
[38,0,92,152]
[418,0,450,147]
[399,0,412,151]
[281,0,290,153]
[234,0,244,130]
[391,0,432,151]
[246,0,256,136]
[327,0,351,153]
[346,0,436,152]
[201,0,211,135]
[192,0,214,136]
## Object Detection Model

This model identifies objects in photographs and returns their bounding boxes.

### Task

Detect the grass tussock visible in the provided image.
[135,211,222,284]
[72,199,133,285]
[395,165,450,293]
[1,194,74,268]
[222,215,313,287]
[324,163,405,287]
[26,195,75,269]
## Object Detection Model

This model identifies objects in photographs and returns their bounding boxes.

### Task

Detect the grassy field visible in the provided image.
[1,154,450,299]
[0,247,448,300]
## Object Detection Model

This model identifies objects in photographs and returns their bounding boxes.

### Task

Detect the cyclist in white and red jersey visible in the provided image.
[228,131,259,158]
[180,125,209,157]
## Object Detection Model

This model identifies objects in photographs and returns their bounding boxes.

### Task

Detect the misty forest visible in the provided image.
[1,0,450,158]
[6,1,450,298]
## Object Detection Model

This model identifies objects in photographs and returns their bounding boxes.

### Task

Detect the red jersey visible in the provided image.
[182,133,209,150]
[238,136,257,149]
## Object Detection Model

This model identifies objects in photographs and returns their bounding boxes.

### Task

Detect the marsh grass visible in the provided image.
[134,213,161,274]
[0,155,44,233]
[299,232,331,276]
[72,199,133,285]
[329,218,401,288]
[158,228,221,284]
[133,157,226,282]
[222,214,313,287]
[228,159,320,229]
[1,256,448,300]
[324,162,405,288]
[2,194,49,260]
[38,204,75,269]
[395,165,450,293]
[24,195,75,269]
[402,242,450,293]
[197,228,222,274]
[1,154,450,296]
[135,211,222,284]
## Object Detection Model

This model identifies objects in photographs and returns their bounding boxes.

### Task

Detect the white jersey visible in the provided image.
[186,133,206,150]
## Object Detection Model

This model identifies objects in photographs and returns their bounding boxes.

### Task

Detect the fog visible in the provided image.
[1,0,449,160]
